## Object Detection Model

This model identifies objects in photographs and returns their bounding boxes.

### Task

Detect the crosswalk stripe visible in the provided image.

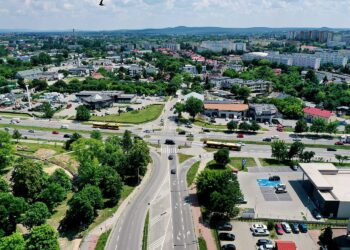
[148,236,165,250]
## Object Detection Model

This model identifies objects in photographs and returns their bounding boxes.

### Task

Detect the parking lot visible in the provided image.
[226,221,318,250]
[238,171,318,221]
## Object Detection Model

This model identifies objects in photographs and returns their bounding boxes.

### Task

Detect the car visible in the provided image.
[253,229,269,236]
[28,130,35,133]
[281,222,292,233]
[237,197,248,204]
[217,222,232,231]
[186,133,194,138]
[4,127,9,132]
[312,209,322,220]
[271,135,279,139]
[178,130,186,135]
[299,223,308,233]
[168,155,174,160]
[237,142,246,146]
[203,128,210,132]
[210,118,216,123]
[275,223,284,235]
[52,131,59,135]
[170,169,176,174]
[221,244,236,250]
[219,232,235,241]
[293,138,302,142]
[237,134,244,138]
[335,141,344,145]
[63,134,71,138]
[290,223,300,234]
[276,183,286,190]
[269,175,280,181]
[291,165,298,171]
[185,124,193,128]
[144,130,151,133]
[275,187,287,194]
[262,137,272,142]
[165,139,176,145]
[327,147,337,151]
[256,239,273,249]
[251,224,267,231]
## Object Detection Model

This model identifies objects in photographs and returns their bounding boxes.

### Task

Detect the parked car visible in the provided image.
[335,141,344,145]
[185,124,193,128]
[217,222,232,231]
[299,223,308,233]
[290,223,300,234]
[251,224,267,231]
[269,175,280,181]
[281,222,292,233]
[168,155,174,160]
[327,148,337,151]
[186,133,194,138]
[237,142,246,146]
[312,209,322,220]
[165,139,176,145]
[219,232,235,241]
[237,134,244,138]
[275,223,284,235]
[52,131,59,135]
[291,164,298,171]
[221,244,236,250]
[237,197,248,204]
[262,137,272,142]
[256,239,273,249]
[144,130,151,133]
[28,130,35,133]
[170,169,176,174]
[271,135,279,139]
[178,130,186,135]
[253,229,269,236]
[63,134,71,138]
[203,128,210,132]
[275,187,287,194]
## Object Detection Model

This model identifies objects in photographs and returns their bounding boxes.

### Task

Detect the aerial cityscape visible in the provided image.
[0,1,350,250]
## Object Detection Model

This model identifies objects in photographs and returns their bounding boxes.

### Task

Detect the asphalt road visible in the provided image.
[105,150,166,250]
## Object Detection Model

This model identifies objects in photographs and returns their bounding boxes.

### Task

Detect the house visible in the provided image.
[183,92,204,102]
[275,240,297,250]
[182,65,197,75]
[204,101,249,119]
[16,69,43,80]
[68,67,90,77]
[249,104,278,123]
[303,107,336,122]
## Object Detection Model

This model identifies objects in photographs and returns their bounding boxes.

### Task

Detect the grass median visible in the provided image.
[95,229,111,250]
[178,153,193,164]
[187,161,200,187]
[142,210,150,250]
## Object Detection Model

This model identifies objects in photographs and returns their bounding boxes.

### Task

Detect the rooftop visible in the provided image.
[204,103,249,112]
[303,107,333,119]
[275,240,297,250]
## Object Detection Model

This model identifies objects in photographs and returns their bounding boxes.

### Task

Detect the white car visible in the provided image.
[237,142,246,146]
[271,135,279,139]
[251,224,267,231]
[281,222,292,233]
[253,228,269,236]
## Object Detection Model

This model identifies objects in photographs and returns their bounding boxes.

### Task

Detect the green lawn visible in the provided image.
[333,162,350,167]
[259,158,290,167]
[229,157,256,172]
[91,104,164,124]
[178,153,193,164]
[95,230,111,250]
[16,142,66,155]
[205,160,230,172]
[47,192,73,230]
[198,237,208,250]
[186,161,200,187]
[0,111,32,118]
[142,211,150,250]
[193,119,227,130]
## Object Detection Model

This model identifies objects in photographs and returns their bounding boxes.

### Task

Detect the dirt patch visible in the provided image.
[50,154,79,175]
[34,149,57,159]
[44,164,73,178]
[59,238,81,250]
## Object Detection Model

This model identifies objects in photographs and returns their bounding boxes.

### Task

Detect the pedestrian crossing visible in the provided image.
[148,235,165,250]
[160,146,177,154]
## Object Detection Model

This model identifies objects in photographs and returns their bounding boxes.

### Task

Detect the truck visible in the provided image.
[340,135,350,144]
[61,124,69,129]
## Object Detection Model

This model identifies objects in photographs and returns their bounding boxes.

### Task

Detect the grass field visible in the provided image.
[193,119,227,130]
[142,211,150,250]
[186,161,200,187]
[198,237,208,250]
[95,230,111,250]
[91,104,164,124]
[178,153,193,164]
[229,157,256,171]
[259,158,290,167]
[0,111,32,118]
[16,142,66,155]
[47,192,73,230]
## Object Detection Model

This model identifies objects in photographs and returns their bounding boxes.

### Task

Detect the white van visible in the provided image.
[11,118,20,123]
[60,124,69,129]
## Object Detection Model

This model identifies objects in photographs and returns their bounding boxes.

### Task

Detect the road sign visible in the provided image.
[242,159,247,170]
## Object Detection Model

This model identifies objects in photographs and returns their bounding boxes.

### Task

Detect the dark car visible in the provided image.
[168,155,174,160]
[165,139,176,145]
[52,131,59,135]
[170,169,176,174]
[299,223,308,233]
[256,239,273,246]
[327,147,337,151]
[178,130,186,135]
[237,134,244,138]
[275,188,287,194]
[63,134,71,138]
[312,209,322,220]
[269,175,280,181]
[219,232,235,241]
[217,222,232,231]
[290,223,300,234]
[203,128,210,132]
[262,137,272,142]
[221,244,236,250]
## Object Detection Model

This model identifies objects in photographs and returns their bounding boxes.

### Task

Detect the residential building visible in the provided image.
[299,163,350,218]
[303,107,336,122]
[314,52,348,67]
[183,92,204,102]
[43,92,64,103]
[210,77,271,93]
[68,67,90,77]
[16,69,43,80]
[128,64,143,77]
[249,104,278,123]
[0,93,16,106]
[200,40,246,52]
[203,101,249,119]
[164,43,180,51]
[182,65,197,75]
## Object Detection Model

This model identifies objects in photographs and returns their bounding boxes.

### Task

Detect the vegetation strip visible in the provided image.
[142,210,150,250]
[186,161,200,187]
[95,229,112,250]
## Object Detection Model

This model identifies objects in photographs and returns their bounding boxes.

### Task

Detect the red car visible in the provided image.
[237,134,244,138]
[335,141,344,145]
[275,223,284,235]
[52,131,59,135]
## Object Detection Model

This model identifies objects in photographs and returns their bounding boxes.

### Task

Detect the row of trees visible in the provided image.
[271,140,315,163]
[294,119,339,134]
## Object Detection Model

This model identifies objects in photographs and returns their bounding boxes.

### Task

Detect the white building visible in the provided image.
[314,52,348,67]
[128,64,143,77]
[200,40,246,52]
[164,43,181,51]
[183,92,204,101]
[182,65,197,75]
[290,54,321,69]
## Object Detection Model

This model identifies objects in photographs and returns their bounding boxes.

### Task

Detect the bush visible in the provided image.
[267,220,274,231]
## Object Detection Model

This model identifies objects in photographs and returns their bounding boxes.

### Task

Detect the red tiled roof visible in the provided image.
[275,240,297,250]
[303,107,333,119]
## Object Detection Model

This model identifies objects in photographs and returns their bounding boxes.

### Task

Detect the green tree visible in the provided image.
[174,102,185,118]
[64,132,82,150]
[238,86,251,100]
[238,121,250,131]
[185,97,203,119]
[227,120,237,131]
[12,130,22,143]
[49,169,72,191]
[11,159,48,201]
[0,131,15,171]
[0,232,25,250]
[310,118,327,133]
[288,141,305,160]
[299,151,315,163]
[271,140,288,162]
[38,183,66,211]
[214,149,230,166]
[319,226,333,247]
[121,130,133,153]
[204,76,213,90]
[76,105,91,121]
[305,70,319,84]
[223,69,238,79]
[249,121,260,132]
[41,102,55,119]
[98,166,123,204]
[0,178,9,193]
[91,130,102,140]
[294,119,309,133]
[22,202,50,229]
[126,140,151,180]
[230,85,240,95]
[326,121,338,134]
[26,224,59,250]
[345,124,350,134]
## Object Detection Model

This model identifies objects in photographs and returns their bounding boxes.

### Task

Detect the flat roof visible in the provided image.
[299,163,350,202]
[204,103,248,112]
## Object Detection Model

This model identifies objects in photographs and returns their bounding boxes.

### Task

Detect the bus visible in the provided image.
[204,140,241,151]
[92,122,120,130]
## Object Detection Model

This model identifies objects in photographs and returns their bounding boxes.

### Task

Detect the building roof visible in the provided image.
[184,92,204,101]
[275,240,297,250]
[204,103,248,112]
[250,104,277,115]
[299,163,350,202]
[303,107,333,119]
[81,94,112,103]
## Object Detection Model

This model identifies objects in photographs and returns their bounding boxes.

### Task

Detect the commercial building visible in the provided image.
[16,69,43,80]
[79,93,113,110]
[76,91,136,109]
[203,101,248,119]
[249,104,278,123]
[299,163,350,218]
[303,107,336,122]
[183,92,204,102]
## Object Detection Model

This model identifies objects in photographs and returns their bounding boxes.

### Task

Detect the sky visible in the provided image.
[0,0,350,31]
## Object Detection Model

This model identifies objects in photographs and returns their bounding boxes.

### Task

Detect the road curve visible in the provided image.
[105,150,166,250]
